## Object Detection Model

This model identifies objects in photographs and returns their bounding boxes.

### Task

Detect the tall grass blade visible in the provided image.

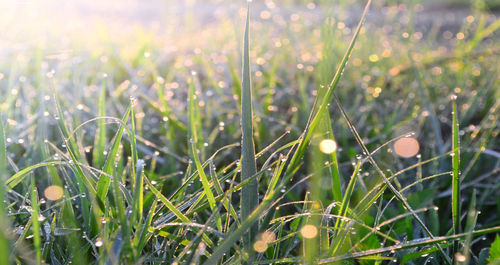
[96,105,132,212]
[188,76,221,231]
[0,119,10,265]
[451,95,461,252]
[240,2,259,251]
[93,80,107,169]
[53,91,96,230]
[30,176,42,264]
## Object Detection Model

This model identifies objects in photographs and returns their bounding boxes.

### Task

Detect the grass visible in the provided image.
[0,0,500,264]
[240,4,259,257]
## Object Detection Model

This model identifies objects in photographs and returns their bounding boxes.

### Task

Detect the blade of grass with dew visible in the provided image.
[240,2,259,252]
[188,76,221,231]
[306,134,328,258]
[151,69,179,172]
[6,161,68,189]
[302,192,318,264]
[401,244,454,265]
[93,79,107,169]
[326,119,342,204]
[127,98,141,228]
[0,119,10,265]
[462,189,478,264]
[136,199,157,253]
[210,160,238,229]
[331,160,362,253]
[333,94,452,264]
[109,162,128,260]
[96,105,131,213]
[451,94,461,254]
[53,91,96,231]
[30,176,42,264]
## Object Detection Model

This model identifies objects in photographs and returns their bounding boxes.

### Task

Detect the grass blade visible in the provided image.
[96,105,132,212]
[451,94,461,252]
[0,119,10,265]
[93,79,107,169]
[30,176,42,264]
[240,2,259,251]
[188,76,221,231]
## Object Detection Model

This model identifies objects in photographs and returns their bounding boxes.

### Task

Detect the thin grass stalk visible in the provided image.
[188,77,222,231]
[30,176,42,264]
[451,95,461,253]
[0,119,10,264]
[93,80,107,169]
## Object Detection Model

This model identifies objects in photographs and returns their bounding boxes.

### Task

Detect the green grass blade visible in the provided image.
[451,95,461,252]
[93,80,107,169]
[96,105,132,210]
[0,119,10,265]
[53,91,96,228]
[188,74,221,230]
[326,119,342,203]
[30,176,42,264]
[240,2,259,250]
[6,161,67,189]
[128,98,141,226]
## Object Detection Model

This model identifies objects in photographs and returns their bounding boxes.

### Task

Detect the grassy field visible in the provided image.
[0,0,499,264]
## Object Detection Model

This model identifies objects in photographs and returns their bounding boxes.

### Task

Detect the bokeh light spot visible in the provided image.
[394,137,419,158]
[260,231,276,243]
[44,185,64,201]
[253,240,268,253]
[300,224,318,239]
[454,253,466,262]
[319,139,337,154]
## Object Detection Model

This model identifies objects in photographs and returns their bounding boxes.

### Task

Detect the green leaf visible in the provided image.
[488,234,500,263]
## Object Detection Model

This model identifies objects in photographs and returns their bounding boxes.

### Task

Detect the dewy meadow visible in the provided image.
[0,0,499,264]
